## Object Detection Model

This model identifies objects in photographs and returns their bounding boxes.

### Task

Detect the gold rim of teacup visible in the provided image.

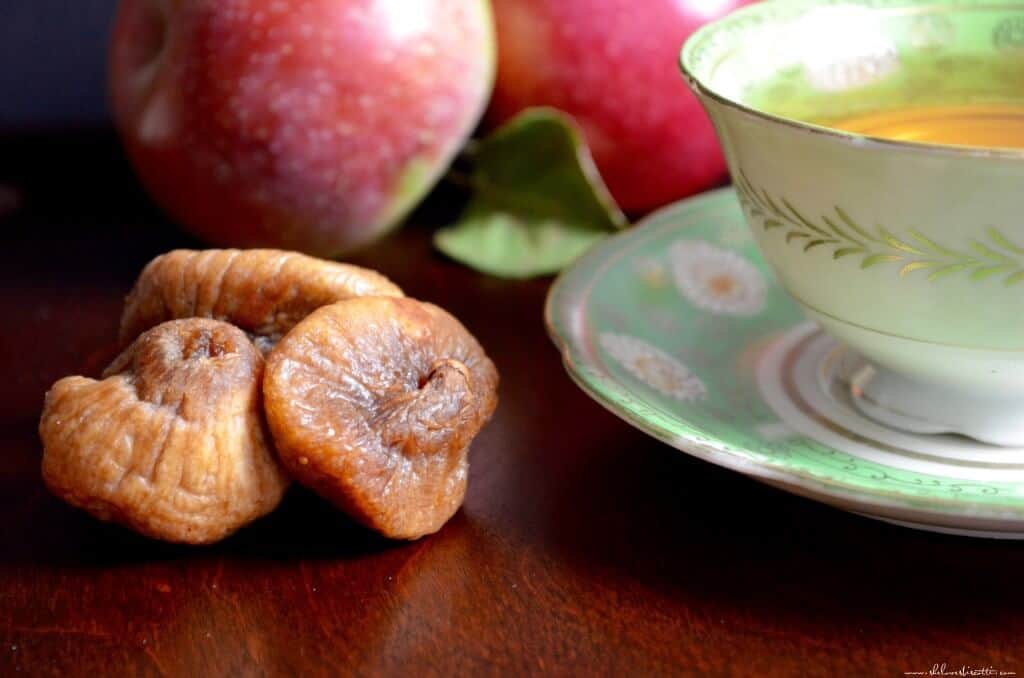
[679,0,1024,161]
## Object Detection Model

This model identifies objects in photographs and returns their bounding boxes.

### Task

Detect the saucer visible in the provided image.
[545,187,1024,538]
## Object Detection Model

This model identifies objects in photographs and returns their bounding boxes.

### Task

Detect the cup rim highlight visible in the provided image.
[679,0,1024,161]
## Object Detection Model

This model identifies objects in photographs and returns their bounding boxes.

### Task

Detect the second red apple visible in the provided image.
[488,0,755,213]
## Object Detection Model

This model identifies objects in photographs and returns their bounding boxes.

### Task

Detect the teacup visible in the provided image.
[680,0,1024,445]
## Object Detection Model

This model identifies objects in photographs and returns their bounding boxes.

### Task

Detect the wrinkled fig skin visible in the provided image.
[40,319,290,544]
[264,297,499,540]
[120,249,404,353]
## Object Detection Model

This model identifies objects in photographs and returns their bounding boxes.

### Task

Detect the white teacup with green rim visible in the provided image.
[680,0,1024,446]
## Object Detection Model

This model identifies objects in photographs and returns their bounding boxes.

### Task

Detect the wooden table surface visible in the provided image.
[3,132,1024,677]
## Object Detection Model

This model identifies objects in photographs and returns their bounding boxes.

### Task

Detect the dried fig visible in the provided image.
[263,297,499,540]
[119,249,404,353]
[40,319,289,544]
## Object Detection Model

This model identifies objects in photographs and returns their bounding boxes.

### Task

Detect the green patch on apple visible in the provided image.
[379,156,438,230]
[434,108,628,279]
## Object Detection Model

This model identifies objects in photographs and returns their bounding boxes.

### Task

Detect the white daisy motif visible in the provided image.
[668,240,766,316]
[600,333,707,402]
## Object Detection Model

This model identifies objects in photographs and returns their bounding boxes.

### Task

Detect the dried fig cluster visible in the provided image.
[39,249,498,543]
[119,248,403,353]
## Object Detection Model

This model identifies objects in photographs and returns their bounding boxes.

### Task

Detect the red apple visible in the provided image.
[110,0,494,255]
[488,0,755,213]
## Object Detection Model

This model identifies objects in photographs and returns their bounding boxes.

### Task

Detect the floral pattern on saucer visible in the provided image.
[545,187,1024,537]
[600,333,706,402]
[668,240,766,316]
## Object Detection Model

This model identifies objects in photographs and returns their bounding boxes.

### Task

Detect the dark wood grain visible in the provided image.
[3,132,1024,677]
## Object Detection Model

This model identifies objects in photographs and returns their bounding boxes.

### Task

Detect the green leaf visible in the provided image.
[737,169,758,198]
[860,254,903,269]
[988,227,1024,256]
[928,263,970,280]
[899,261,939,277]
[971,265,1013,280]
[782,198,830,237]
[835,206,878,243]
[878,226,926,255]
[969,240,1014,264]
[762,192,787,218]
[821,215,863,246]
[433,108,627,279]
[435,213,608,279]
[763,219,784,230]
[908,230,964,259]
[833,247,865,259]
[736,174,761,208]
[804,238,838,252]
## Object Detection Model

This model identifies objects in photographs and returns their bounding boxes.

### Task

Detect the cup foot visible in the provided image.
[832,349,1024,447]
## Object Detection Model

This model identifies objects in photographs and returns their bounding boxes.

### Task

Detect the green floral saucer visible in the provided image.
[545,187,1024,538]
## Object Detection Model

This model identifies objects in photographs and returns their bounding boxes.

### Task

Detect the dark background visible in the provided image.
[5,4,1024,675]
[2,1,114,131]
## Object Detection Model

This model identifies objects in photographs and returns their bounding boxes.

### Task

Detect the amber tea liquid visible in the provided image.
[821,104,1024,150]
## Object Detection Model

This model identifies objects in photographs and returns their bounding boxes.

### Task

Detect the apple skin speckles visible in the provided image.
[110,0,496,255]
